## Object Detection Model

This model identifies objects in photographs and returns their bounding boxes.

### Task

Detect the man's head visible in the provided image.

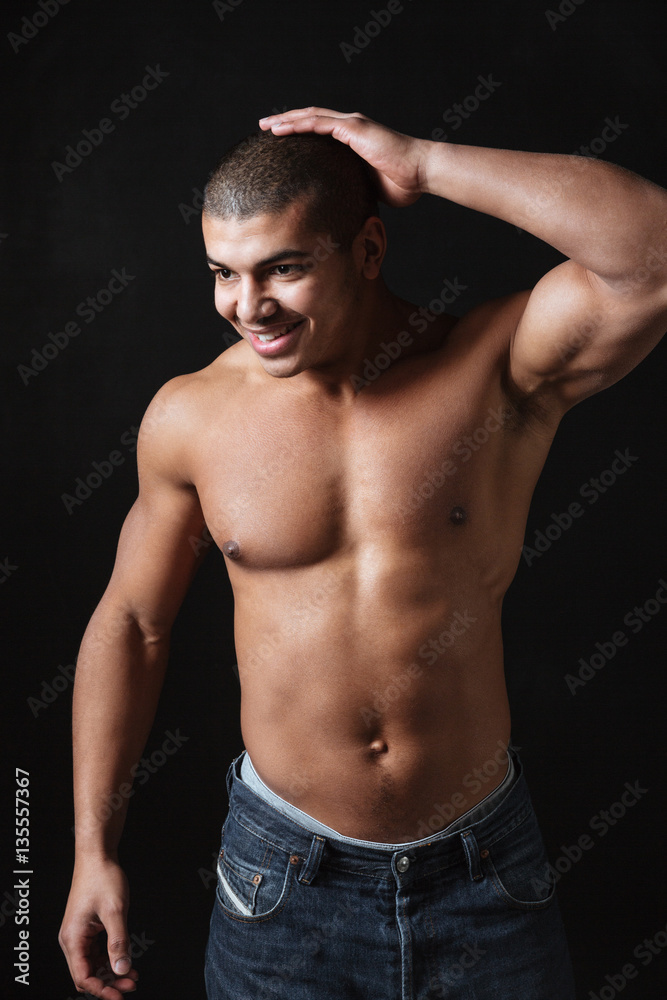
[204,129,380,252]
[202,131,390,380]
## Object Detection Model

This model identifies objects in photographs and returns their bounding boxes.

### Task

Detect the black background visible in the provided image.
[2,0,667,997]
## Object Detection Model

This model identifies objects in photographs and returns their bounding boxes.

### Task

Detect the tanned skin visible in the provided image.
[59,108,667,998]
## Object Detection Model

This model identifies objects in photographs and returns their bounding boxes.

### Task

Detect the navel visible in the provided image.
[449,506,467,525]
[222,539,240,559]
[369,739,389,754]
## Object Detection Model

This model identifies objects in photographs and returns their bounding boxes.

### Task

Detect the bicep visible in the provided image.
[509,259,667,409]
[103,484,207,637]
[100,383,208,637]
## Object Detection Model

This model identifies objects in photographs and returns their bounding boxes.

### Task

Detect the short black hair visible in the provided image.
[203,130,380,251]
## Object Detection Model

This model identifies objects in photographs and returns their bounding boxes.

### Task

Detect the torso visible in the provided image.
[184,294,561,842]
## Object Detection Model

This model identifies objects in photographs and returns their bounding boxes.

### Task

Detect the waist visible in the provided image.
[239,683,512,840]
[225,743,530,871]
[239,745,517,850]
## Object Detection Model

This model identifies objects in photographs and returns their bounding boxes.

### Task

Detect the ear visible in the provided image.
[353,216,387,278]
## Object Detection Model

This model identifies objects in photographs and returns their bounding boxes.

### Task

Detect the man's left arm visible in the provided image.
[260,108,667,412]
[420,142,667,410]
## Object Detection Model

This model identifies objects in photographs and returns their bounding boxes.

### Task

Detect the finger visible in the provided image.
[75,974,137,999]
[104,912,133,978]
[65,945,136,999]
[265,114,342,135]
[259,111,370,135]
[82,951,138,998]
[261,115,366,146]
[259,106,362,124]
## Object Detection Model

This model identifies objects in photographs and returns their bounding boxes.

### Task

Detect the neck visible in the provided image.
[297,278,419,399]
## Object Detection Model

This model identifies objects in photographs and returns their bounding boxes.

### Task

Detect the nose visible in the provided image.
[234,278,277,326]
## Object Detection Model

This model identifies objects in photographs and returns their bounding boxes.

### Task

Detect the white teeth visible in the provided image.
[255,320,300,343]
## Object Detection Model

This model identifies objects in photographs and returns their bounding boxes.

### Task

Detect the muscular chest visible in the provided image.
[194,367,511,569]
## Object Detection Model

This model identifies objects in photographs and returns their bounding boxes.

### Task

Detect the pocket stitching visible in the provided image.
[215,852,296,923]
[217,863,254,916]
[481,811,556,911]
[215,870,296,923]
[484,851,556,911]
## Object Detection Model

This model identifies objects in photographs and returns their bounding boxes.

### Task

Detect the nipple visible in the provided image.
[369,739,388,754]
[449,506,467,525]
[222,539,240,559]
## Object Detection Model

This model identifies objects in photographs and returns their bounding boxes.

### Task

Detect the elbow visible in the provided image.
[129,614,172,647]
[88,599,173,650]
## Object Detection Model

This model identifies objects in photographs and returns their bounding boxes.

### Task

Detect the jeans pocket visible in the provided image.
[483,811,557,911]
[215,822,296,922]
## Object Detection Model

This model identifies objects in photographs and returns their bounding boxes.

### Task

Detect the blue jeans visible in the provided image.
[204,746,576,999]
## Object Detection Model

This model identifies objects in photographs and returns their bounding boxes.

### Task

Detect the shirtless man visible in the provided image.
[59,107,667,999]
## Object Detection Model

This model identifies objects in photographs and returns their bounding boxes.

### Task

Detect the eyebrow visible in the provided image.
[206,248,312,270]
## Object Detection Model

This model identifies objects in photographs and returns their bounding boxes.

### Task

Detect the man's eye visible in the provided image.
[214,269,232,281]
[272,264,303,276]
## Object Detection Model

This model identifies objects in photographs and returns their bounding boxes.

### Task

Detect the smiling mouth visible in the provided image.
[252,320,303,342]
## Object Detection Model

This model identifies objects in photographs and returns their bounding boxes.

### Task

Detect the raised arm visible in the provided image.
[260,107,667,412]
[419,141,667,410]
[59,377,207,1000]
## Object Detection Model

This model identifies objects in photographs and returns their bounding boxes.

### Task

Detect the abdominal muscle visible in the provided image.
[234,564,513,844]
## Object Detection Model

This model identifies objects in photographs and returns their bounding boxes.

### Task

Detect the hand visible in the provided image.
[259,107,429,208]
[59,857,139,999]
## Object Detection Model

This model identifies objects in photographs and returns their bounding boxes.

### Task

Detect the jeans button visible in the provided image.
[397,855,410,872]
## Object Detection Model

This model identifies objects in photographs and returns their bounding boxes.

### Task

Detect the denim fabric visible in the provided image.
[204,746,576,999]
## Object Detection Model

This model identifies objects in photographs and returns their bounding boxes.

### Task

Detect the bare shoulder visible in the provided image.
[435,290,557,428]
[447,289,531,352]
[137,343,250,484]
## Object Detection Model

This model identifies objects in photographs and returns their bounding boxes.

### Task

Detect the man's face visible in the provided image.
[202,199,361,379]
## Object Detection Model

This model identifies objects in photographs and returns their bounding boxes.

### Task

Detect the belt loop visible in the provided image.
[460,829,483,882]
[226,754,240,798]
[297,835,326,885]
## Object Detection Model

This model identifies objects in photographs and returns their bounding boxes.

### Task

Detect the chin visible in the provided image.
[260,356,307,379]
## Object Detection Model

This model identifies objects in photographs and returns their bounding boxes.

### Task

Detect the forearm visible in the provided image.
[72,600,170,860]
[421,141,667,288]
